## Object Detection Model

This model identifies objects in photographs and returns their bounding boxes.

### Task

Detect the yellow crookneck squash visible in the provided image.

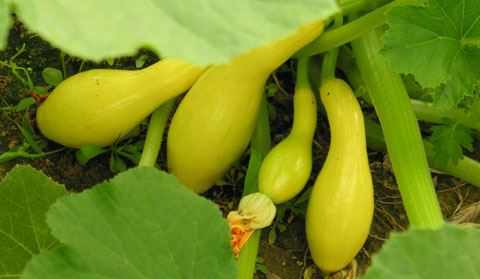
[306,79,374,273]
[258,57,316,204]
[37,59,205,148]
[167,21,325,193]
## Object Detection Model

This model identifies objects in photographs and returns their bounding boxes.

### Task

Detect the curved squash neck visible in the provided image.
[228,21,324,78]
[135,60,206,100]
[322,81,367,159]
[290,56,316,140]
[327,108,366,157]
[290,86,317,140]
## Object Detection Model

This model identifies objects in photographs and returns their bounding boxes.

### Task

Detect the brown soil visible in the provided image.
[1,22,479,279]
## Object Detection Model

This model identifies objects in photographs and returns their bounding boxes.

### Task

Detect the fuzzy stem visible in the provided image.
[352,27,444,228]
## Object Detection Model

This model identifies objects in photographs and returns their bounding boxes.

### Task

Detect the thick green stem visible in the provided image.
[320,16,342,84]
[236,231,261,279]
[423,142,480,188]
[320,48,340,84]
[337,0,371,15]
[296,56,310,90]
[410,99,480,131]
[296,0,418,58]
[237,94,271,279]
[138,99,175,167]
[352,28,444,228]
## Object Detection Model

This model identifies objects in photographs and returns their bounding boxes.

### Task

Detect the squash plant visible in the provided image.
[1,0,480,278]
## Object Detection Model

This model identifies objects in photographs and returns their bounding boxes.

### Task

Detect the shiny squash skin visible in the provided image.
[258,71,316,204]
[167,21,324,193]
[306,79,374,273]
[37,59,205,148]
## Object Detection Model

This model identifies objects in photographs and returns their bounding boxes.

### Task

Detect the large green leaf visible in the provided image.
[7,0,338,65]
[382,0,480,108]
[22,167,237,279]
[0,165,67,279]
[362,224,480,279]
[0,0,12,49]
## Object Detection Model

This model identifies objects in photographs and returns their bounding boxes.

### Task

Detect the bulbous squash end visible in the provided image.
[36,102,80,148]
[168,167,215,194]
[258,139,312,204]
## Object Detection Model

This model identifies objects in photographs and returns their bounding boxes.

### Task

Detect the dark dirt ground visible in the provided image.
[1,22,480,279]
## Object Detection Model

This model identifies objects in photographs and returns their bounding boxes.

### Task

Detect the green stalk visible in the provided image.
[296,0,418,58]
[138,99,175,167]
[320,16,342,84]
[352,28,444,228]
[297,57,311,90]
[236,94,271,279]
[337,0,371,15]
[364,116,480,188]
[410,99,480,131]
[236,231,261,279]
[422,142,480,188]
[242,95,271,196]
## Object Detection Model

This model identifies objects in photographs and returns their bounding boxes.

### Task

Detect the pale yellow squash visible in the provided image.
[258,57,316,204]
[306,79,374,273]
[167,21,325,193]
[37,59,205,148]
